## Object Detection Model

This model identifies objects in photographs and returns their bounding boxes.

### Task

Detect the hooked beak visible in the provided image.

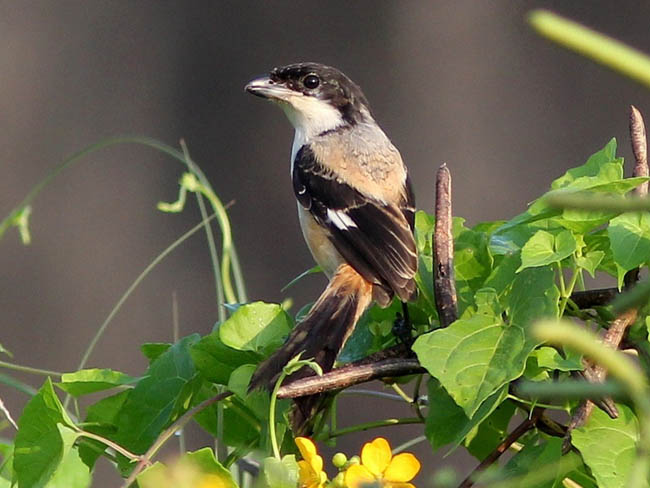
[244,76,293,101]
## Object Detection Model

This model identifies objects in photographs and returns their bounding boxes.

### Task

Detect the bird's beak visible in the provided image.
[245,76,293,101]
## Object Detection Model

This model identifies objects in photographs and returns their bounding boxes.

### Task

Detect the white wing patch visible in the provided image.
[327,208,357,230]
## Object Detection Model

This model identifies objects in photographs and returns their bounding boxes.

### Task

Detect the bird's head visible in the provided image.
[245,62,371,137]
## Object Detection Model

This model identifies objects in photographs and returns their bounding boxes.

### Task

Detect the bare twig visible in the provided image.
[434,164,458,327]
[630,105,648,197]
[121,390,234,488]
[623,106,648,287]
[458,408,544,488]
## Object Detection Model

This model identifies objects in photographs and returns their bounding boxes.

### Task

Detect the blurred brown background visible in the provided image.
[1,1,649,486]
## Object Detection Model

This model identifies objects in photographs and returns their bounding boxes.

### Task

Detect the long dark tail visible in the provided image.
[249,264,372,430]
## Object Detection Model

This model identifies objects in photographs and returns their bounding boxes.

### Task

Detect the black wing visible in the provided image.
[293,145,417,302]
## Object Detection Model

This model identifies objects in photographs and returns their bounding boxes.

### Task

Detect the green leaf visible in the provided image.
[455,222,493,285]
[558,207,614,234]
[575,250,605,278]
[424,379,508,452]
[227,364,287,451]
[454,222,493,314]
[227,364,258,398]
[552,162,622,193]
[114,335,200,465]
[193,385,274,451]
[518,230,576,271]
[508,267,560,330]
[572,404,638,488]
[0,443,13,481]
[551,138,618,190]
[490,210,559,255]
[262,455,299,488]
[46,444,91,488]
[219,302,292,356]
[77,390,129,469]
[223,395,269,448]
[138,448,237,488]
[464,400,516,460]
[584,230,617,277]
[608,212,650,284]
[282,354,323,377]
[190,331,260,385]
[472,288,502,318]
[531,347,582,371]
[414,253,435,311]
[491,140,629,256]
[424,379,469,451]
[338,310,376,363]
[340,301,408,363]
[13,378,77,488]
[414,210,435,254]
[483,252,521,297]
[415,267,557,418]
[140,343,171,363]
[523,354,550,382]
[413,211,436,311]
[502,437,591,488]
[56,368,138,396]
[413,314,527,417]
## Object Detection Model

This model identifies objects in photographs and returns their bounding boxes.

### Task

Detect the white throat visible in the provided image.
[277,95,345,163]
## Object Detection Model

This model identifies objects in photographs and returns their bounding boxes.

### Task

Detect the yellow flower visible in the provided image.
[344,438,420,488]
[296,437,328,488]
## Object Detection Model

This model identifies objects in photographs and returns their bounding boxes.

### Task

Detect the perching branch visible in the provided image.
[277,345,424,399]
[434,164,458,327]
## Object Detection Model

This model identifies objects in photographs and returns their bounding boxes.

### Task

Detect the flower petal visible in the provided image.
[309,454,324,474]
[345,465,376,488]
[298,460,316,485]
[296,437,318,460]
[384,453,421,482]
[361,437,392,475]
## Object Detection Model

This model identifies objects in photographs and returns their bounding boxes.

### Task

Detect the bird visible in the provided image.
[245,62,417,429]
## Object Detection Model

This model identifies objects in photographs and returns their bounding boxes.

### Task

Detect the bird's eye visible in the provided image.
[303,74,320,89]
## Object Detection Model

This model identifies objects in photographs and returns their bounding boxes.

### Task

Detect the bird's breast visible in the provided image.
[297,204,343,277]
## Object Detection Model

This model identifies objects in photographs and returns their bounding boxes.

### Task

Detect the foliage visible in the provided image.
[2,10,650,488]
